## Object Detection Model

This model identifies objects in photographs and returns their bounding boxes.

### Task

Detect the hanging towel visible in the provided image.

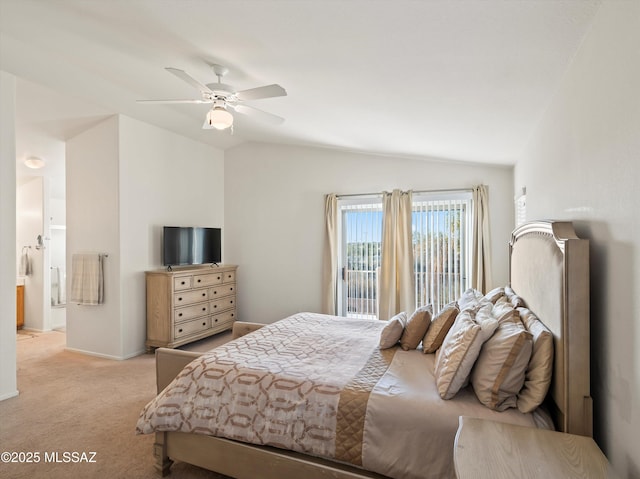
[19,249,32,276]
[51,266,61,305]
[70,254,104,305]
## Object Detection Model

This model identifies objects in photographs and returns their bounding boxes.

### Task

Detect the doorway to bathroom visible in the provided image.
[16,172,66,333]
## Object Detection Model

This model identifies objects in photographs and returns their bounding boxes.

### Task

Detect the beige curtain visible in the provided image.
[471,185,492,293]
[378,190,415,320]
[322,194,338,315]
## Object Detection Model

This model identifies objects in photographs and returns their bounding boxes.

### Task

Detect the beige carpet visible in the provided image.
[1,330,233,479]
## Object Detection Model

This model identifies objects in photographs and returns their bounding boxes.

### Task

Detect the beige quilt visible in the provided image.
[136,312,541,479]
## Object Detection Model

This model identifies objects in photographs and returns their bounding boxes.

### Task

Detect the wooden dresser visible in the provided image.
[145,264,237,351]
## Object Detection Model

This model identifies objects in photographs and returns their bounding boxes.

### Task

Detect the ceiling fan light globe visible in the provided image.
[205,108,233,130]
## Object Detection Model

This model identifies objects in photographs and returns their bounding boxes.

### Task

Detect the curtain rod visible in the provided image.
[335,187,474,199]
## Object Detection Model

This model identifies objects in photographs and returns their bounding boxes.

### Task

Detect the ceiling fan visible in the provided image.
[138,64,287,131]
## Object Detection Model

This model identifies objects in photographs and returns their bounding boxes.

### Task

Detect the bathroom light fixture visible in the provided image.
[24,156,45,169]
[202,101,233,130]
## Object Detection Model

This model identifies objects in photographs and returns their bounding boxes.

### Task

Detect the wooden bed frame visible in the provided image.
[508,220,592,437]
[150,220,592,478]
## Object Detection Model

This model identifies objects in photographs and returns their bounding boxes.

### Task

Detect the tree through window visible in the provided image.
[412,191,472,313]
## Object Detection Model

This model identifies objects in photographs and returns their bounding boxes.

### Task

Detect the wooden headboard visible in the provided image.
[509,220,592,437]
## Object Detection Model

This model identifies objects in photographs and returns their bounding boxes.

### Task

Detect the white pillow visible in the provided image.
[434,305,499,400]
[491,299,520,323]
[505,286,526,308]
[484,286,506,304]
[457,288,485,311]
[379,312,407,349]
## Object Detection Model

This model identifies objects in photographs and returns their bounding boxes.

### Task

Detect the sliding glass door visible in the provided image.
[336,190,472,318]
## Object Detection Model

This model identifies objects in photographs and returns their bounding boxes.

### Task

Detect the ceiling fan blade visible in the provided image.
[230,104,285,125]
[137,99,211,104]
[165,67,213,94]
[235,84,287,102]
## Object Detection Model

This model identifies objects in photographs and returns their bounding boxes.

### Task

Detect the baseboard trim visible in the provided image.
[64,346,125,361]
[123,348,147,359]
[63,346,147,361]
[0,390,19,402]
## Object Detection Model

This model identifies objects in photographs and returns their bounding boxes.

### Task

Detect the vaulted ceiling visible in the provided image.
[1,0,602,182]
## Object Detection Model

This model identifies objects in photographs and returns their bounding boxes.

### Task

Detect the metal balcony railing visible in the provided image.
[344,269,466,318]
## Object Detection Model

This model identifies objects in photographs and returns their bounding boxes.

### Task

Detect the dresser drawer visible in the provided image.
[173,276,192,291]
[210,283,235,298]
[174,303,209,322]
[193,272,223,287]
[211,309,236,328]
[174,289,208,306]
[210,296,235,313]
[222,270,236,283]
[174,317,210,339]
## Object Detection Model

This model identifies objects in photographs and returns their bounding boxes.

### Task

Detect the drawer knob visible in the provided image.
[178,297,182,301]
[214,318,218,323]
[230,287,233,291]
[202,307,206,311]
[202,292,206,297]
[178,328,183,333]
[178,313,183,317]
[181,281,185,285]
[202,322,206,326]
[213,291,217,295]
[231,313,234,317]
[230,300,233,304]
[213,305,217,309]
[197,279,201,283]
[217,276,221,280]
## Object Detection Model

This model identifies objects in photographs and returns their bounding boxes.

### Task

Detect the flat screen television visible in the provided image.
[163,226,221,267]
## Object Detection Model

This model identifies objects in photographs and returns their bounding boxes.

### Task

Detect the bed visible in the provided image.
[136,220,592,479]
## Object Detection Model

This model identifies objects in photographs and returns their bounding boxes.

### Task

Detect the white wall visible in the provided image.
[66,116,122,358]
[514,3,640,477]
[65,114,224,359]
[0,71,18,400]
[225,142,514,324]
[118,115,224,357]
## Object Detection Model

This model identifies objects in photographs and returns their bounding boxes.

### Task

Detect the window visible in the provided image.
[412,191,472,313]
[337,190,472,318]
[515,187,527,227]
[337,197,383,319]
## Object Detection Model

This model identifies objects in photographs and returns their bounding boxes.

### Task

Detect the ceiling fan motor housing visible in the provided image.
[206,82,236,98]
